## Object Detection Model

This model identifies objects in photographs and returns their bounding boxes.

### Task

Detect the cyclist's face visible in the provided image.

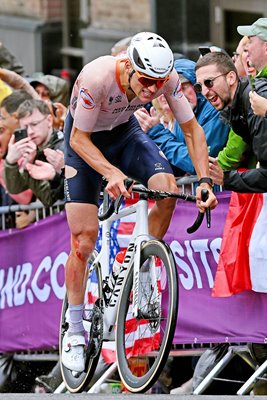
[130,72,158,102]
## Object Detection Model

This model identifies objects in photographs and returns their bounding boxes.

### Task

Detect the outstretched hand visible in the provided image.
[209,156,224,186]
[26,159,56,180]
[134,107,160,133]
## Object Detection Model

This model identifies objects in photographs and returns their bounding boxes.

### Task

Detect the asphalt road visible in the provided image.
[1,396,267,399]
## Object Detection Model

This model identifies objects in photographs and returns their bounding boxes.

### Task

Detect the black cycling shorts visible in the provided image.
[64,112,173,205]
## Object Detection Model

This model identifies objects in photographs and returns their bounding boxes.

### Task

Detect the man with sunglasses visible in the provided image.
[195,48,267,192]
[62,31,217,373]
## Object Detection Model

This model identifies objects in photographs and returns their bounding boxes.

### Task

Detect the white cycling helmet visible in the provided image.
[127,32,174,79]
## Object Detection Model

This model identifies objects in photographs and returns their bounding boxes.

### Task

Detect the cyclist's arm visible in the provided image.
[69,127,129,200]
[178,117,209,178]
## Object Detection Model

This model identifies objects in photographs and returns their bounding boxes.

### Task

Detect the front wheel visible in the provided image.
[116,240,178,393]
[59,250,103,393]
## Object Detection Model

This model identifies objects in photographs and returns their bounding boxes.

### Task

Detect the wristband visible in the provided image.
[198,177,214,187]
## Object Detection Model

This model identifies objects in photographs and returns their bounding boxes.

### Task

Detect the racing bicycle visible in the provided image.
[59,179,210,393]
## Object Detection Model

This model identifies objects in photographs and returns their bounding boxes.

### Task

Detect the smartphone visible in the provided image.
[199,46,211,56]
[14,128,27,142]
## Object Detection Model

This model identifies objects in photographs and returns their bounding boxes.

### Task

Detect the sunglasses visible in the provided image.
[194,73,228,93]
[134,69,170,89]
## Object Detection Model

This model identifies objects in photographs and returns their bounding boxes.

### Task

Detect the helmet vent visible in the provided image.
[133,47,145,70]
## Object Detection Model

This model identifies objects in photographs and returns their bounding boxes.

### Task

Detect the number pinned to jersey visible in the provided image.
[79,88,96,109]
[173,80,183,98]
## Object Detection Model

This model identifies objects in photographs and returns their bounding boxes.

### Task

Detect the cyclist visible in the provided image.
[62,32,217,372]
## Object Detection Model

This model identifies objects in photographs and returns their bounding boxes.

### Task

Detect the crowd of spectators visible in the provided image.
[1,16,267,394]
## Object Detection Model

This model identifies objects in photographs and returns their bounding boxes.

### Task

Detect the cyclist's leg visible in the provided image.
[63,114,104,371]
[147,173,178,239]
[117,115,178,239]
[65,202,99,306]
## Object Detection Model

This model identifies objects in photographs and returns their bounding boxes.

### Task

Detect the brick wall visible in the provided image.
[0,0,63,21]
[90,0,151,31]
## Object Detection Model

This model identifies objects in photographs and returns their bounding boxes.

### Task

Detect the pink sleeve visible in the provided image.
[164,70,194,125]
[72,63,106,132]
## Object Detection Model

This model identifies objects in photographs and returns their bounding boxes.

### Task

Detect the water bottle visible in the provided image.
[113,250,126,276]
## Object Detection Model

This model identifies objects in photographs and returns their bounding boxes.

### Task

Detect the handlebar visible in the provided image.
[186,189,211,233]
[98,179,134,222]
[98,179,211,233]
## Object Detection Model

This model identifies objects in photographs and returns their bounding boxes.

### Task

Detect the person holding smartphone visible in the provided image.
[0,91,34,226]
[4,98,65,208]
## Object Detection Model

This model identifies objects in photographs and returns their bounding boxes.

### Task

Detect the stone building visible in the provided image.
[0,0,266,78]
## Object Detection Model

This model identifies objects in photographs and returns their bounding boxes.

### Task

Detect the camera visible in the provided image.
[14,128,27,142]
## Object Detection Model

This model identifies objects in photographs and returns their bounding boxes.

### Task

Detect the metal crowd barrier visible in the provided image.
[0,200,65,231]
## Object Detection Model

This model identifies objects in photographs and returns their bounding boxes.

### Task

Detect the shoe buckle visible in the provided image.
[64,342,71,352]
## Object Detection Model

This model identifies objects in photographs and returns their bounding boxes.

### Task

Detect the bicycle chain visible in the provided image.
[87,300,103,359]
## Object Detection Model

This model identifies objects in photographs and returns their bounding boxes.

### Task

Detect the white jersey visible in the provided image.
[69,55,194,133]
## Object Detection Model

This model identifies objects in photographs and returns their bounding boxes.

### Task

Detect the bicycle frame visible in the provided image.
[90,195,157,341]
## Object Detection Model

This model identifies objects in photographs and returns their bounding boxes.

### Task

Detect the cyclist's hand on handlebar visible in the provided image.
[196,184,218,213]
[105,170,132,200]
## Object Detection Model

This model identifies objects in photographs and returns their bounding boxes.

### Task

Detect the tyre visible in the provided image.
[116,239,178,393]
[59,250,103,393]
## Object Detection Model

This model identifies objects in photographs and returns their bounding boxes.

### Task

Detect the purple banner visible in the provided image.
[1,192,267,353]
[165,191,267,344]
[0,212,70,352]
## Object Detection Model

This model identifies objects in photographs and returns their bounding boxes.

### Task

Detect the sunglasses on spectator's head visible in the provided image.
[194,72,228,93]
[134,69,170,89]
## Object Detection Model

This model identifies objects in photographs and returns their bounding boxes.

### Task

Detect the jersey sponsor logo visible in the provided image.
[79,88,96,110]
[154,162,165,171]
[112,104,143,114]
[173,79,183,98]
[115,95,122,103]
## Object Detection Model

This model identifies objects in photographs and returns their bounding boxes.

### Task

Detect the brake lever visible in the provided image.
[187,188,211,234]
[114,178,134,213]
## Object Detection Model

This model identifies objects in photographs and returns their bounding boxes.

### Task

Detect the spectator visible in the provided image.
[4,99,64,208]
[135,58,229,176]
[195,27,267,192]
[29,74,68,131]
[208,37,257,185]
[152,94,175,130]
[29,74,69,105]
[231,36,254,78]
[0,90,34,228]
